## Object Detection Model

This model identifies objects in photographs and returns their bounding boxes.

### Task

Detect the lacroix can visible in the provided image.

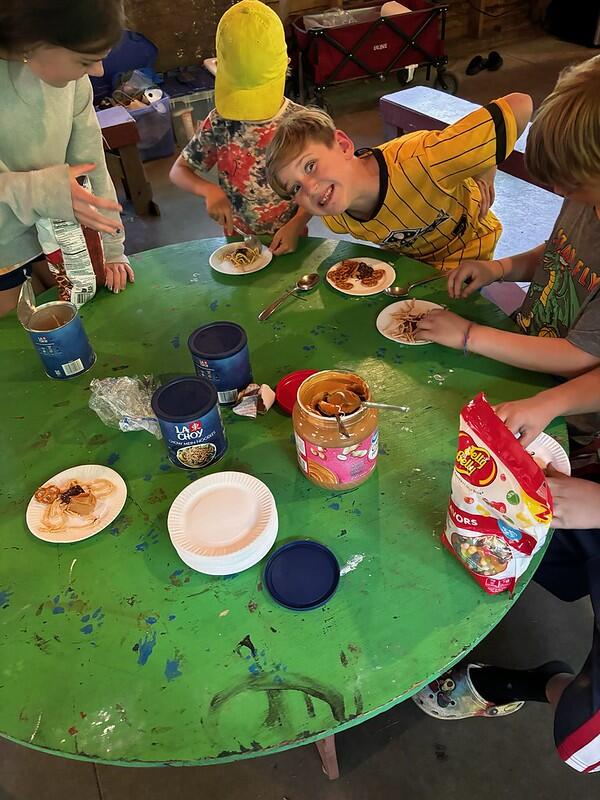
[151,376,228,470]
[188,321,252,404]
[25,300,96,380]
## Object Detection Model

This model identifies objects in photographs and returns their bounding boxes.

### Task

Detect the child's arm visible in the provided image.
[494,367,600,445]
[546,471,600,529]
[422,93,533,189]
[169,156,234,234]
[447,243,546,299]
[269,208,312,255]
[414,312,600,378]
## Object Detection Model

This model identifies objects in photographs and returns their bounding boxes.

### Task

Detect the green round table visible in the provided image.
[0,237,564,773]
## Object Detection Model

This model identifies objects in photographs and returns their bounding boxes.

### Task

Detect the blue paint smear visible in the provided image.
[248,663,260,675]
[143,474,152,481]
[109,526,120,536]
[92,608,102,619]
[81,614,90,623]
[165,658,182,681]
[107,452,120,466]
[302,344,316,351]
[273,675,284,684]
[137,632,157,666]
[0,589,12,607]
[168,615,176,621]
[159,464,171,472]
[53,595,60,603]
[52,606,65,614]
[170,334,180,349]
[210,300,218,312]
[146,616,157,625]
[80,623,93,634]
[136,541,148,552]
[171,569,184,577]
[328,502,340,511]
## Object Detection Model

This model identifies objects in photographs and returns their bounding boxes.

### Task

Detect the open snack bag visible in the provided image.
[443,393,553,594]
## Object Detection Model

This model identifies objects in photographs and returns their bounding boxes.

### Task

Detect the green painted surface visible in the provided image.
[0,237,564,766]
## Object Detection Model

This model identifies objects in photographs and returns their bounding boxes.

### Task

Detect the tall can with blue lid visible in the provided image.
[151,376,228,470]
[25,300,96,380]
[188,321,252,404]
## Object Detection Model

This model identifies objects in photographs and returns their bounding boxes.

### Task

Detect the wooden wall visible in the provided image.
[124,0,540,73]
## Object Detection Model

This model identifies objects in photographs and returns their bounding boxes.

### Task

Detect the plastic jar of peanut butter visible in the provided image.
[292,370,379,490]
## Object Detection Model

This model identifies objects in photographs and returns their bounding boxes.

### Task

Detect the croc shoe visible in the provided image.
[412,664,524,720]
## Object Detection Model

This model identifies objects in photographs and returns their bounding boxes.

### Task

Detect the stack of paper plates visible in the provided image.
[167,472,278,575]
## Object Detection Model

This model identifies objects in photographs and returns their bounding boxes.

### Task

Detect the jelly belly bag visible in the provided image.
[442,393,553,594]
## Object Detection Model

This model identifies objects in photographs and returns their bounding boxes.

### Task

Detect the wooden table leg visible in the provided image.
[118,144,160,217]
[315,734,339,780]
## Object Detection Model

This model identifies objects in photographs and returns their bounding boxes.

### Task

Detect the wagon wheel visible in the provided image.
[433,69,458,95]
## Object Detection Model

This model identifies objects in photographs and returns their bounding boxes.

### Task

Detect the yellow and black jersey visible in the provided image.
[323,98,518,269]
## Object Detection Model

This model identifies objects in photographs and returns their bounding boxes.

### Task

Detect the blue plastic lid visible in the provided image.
[264,541,340,611]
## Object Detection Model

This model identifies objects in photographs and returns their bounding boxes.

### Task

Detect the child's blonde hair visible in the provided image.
[266,107,337,198]
[526,54,600,190]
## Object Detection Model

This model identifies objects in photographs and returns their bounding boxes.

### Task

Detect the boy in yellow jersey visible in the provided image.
[265,95,532,269]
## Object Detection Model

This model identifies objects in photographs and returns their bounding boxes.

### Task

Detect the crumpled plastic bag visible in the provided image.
[89,375,162,438]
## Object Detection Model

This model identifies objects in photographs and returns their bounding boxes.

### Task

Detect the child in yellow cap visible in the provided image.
[169,0,310,255]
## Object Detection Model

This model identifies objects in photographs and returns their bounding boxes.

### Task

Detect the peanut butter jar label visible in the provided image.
[295,430,379,488]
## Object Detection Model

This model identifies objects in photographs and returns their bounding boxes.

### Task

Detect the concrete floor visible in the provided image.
[3,29,599,800]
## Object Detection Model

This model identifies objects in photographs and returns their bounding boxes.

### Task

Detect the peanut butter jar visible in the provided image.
[292,370,379,490]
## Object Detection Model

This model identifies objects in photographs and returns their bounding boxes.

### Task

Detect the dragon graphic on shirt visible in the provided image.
[516,230,588,338]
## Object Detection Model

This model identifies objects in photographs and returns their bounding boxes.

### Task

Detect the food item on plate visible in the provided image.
[385,300,431,342]
[224,246,259,269]
[35,477,115,532]
[442,393,553,594]
[329,259,385,289]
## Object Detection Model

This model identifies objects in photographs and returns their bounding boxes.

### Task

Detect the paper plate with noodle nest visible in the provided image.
[26,465,127,543]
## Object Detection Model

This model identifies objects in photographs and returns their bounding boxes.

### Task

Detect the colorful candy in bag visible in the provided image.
[443,393,553,594]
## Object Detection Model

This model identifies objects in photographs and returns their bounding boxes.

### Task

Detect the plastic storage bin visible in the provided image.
[129,94,175,162]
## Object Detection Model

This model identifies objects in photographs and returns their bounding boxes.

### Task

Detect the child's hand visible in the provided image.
[414,309,472,349]
[105,261,135,293]
[545,469,600,529]
[473,165,497,219]
[494,394,556,447]
[447,260,504,299]
[269,218,301,256]
[205,185,233,235]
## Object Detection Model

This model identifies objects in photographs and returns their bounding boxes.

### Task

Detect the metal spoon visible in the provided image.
[334,413,351,439]
[384,273,446,298]
[258,273,320,321]
[362,401,410,413]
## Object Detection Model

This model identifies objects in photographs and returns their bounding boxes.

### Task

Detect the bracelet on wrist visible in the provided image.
[463,322,474,356]
[493,260,505,282]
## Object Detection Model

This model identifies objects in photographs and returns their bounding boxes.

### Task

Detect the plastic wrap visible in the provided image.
[89,376,162,438]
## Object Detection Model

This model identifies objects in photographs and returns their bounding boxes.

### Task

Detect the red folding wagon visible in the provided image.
[291,1,457,106]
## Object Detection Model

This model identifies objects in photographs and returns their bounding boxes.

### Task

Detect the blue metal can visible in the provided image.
[188,321,252,404]
[26,301,96,380]
[151,376,228,470]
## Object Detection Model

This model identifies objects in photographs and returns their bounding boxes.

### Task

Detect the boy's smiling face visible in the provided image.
[277,131,356,216]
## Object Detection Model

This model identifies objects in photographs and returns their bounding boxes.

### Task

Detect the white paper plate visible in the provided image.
[173,518,278,576]
[376,299,444,345]
[209,242,272,275]
[26,465,127,544]
[168,471,277,559]
[527,432,571,475]
[326,258,395,296]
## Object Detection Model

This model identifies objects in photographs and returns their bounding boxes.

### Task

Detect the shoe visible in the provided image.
[466,54,486,75]
[487,50,503,71]
[412,664,524,720]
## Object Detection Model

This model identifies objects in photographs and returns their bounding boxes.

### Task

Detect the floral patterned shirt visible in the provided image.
[182,99,301,236]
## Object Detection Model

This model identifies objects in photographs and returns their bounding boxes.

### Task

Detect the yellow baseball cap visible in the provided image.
[215,0,288,121]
